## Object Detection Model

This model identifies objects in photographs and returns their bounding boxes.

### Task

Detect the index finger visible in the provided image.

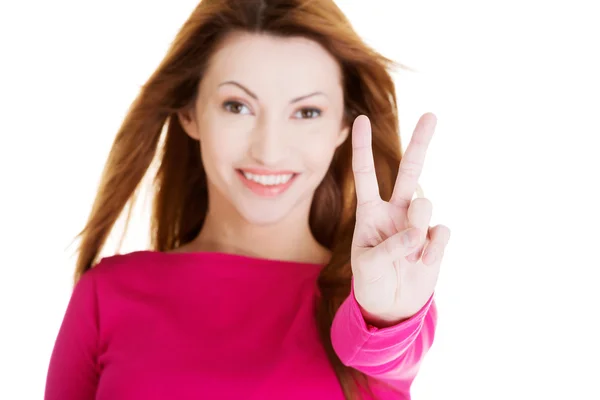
[351,115,381,206]
[390,113,437,207]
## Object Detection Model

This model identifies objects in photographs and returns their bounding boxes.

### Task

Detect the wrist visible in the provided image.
[357,303,411,329]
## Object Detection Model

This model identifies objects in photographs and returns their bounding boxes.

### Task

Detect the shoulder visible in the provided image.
[88,249,158,271]
[82,250,169,288]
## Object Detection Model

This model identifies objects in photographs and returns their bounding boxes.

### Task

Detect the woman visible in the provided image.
[45,0,451,399]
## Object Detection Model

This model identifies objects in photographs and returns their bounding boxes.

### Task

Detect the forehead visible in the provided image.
[203,31,343,95]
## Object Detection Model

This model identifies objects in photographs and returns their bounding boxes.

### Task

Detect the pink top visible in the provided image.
[45,250,436,399]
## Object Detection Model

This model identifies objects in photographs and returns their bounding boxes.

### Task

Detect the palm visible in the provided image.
[349,113,446,325]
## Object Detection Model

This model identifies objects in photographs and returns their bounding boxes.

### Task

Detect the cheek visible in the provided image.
[199,118,247,171]
[300,135,338,175]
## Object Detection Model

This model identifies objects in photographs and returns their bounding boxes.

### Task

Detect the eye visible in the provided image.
[293,108,322,119]
[223,101,251,115]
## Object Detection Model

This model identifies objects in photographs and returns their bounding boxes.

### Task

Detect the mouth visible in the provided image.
[236,169,299,197]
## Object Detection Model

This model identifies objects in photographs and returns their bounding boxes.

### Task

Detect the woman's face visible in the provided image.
[179,31,349,226]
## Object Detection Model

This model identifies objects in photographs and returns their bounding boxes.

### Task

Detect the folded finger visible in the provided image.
[422,224,451,265]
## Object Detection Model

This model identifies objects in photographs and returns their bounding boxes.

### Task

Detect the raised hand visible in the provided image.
[350,113,451,327]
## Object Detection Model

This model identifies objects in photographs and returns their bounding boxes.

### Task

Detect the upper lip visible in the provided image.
[238,168,297,175]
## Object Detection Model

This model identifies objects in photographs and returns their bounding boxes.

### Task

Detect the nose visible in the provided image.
[249,116,288,167]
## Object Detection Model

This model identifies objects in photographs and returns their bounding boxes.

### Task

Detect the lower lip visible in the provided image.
[236,170,298,197]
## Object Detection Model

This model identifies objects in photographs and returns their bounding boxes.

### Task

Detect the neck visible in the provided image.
[189,197,330,265]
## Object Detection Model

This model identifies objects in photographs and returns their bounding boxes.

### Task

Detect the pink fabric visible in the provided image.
[45,250,436,400]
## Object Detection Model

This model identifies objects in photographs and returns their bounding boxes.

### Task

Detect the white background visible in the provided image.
[1,0,599,398]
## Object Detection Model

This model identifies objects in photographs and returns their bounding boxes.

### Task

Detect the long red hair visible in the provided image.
[73,0,411,398]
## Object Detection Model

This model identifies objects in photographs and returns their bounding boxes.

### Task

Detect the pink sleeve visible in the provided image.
[331,278,437,394]
[45,269,100,400]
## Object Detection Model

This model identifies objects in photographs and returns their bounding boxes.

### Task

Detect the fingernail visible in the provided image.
[408,249,421,262]
[403,229,419,247]
[423,249,436,264]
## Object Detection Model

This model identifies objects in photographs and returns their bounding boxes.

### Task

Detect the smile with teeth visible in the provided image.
[241,171,294,186]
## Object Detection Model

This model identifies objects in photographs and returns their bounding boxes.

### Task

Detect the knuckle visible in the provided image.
[412,197,432,210]
[356,198,379,210]
[408,198,433,222]
[439,224,451,237]
[399,160,422,177]
[433,224,451,244]
[353,166,374,174]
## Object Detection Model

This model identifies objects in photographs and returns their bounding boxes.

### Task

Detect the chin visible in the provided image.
[236,203,295,226]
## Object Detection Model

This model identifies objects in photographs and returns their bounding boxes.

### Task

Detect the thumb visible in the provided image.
[379,227,422,262]
[359,227,421,278]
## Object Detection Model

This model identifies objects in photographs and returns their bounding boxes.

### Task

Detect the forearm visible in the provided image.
[331,280,437,382]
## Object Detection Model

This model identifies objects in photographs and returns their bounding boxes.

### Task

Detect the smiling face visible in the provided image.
[179,31,349,226]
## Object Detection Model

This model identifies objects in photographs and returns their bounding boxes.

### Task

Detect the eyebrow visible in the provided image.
[218,80,327,104]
